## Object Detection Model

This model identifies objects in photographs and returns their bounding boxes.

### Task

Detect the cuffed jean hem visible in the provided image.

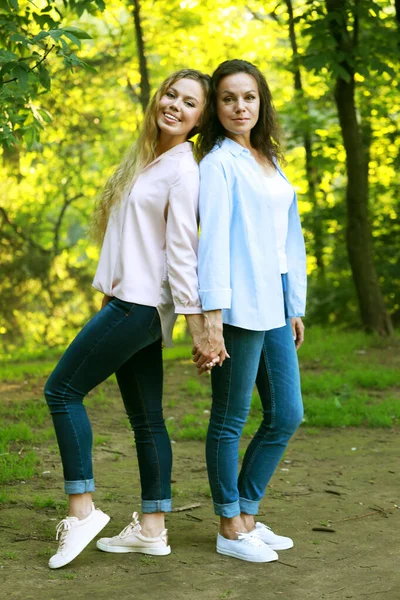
[64,478,95,494]
[213,500,241,518]
[239,497,260,515]
[142,499,172,513]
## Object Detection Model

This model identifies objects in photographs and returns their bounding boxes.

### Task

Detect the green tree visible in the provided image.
[0,0,105,150]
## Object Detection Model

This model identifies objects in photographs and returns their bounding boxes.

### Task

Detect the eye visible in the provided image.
[246,95,256,101]
[166,91,175,98]
[185,101,195,107]
[222,96,234,103]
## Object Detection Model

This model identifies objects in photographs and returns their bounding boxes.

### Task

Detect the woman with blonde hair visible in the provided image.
[44,69,210,569]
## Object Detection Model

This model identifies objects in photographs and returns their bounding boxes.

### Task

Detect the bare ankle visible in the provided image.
[219,515,247,539]
[140,512,165,538]
[68,493,93,520]
[241,513,255,532]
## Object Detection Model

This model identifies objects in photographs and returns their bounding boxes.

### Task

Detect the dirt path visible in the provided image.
[1,427,399,600]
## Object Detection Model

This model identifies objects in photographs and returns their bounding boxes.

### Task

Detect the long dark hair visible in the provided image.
[196,59,283,164]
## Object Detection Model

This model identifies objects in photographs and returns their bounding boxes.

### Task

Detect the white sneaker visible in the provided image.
[216,531,278,563]
[254,522,294,550]
[96,512,171,556]
[48,503,110,569]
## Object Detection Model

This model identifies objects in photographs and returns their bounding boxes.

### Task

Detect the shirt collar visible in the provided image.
[144,141,193,170]
[220,136,251,157]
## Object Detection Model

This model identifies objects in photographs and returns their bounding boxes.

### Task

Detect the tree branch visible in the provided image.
[0,205,49,254]
[2,44,56,85]
[246,5,280,23]
[53,192,83,257]
[126,76,141,104]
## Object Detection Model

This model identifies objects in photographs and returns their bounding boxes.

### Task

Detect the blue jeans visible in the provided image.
[44,298,172,513]
[206,309,303,517]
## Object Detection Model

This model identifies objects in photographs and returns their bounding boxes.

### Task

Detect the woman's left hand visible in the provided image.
[291,317,305,350]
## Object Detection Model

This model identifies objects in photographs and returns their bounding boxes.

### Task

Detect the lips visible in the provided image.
[164,112,180,123]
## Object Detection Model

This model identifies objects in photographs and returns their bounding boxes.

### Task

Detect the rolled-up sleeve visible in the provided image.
[198,159,232,311]
[166,166,202,314]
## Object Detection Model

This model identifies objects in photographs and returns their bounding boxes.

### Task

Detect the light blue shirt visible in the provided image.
[198,137,307,331]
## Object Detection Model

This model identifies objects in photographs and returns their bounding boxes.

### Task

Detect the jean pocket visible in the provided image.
[149,309,162,341]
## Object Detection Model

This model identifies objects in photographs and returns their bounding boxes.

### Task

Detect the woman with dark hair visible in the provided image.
[194,59,307,563]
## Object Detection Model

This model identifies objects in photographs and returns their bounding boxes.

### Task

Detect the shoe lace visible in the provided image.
[236,531,265,547]
[55,519,72,550]
[256,523,271,533]
[119,512,141,539]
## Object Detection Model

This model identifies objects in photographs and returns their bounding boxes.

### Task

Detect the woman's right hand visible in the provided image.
[101,294,112,310]
[191,310,229,374]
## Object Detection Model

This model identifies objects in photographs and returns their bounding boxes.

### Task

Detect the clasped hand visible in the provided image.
[191,330,229,375]
[187,311,229,375]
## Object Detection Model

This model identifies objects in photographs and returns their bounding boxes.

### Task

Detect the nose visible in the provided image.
[168,98,181,112]
[235,97,246,112]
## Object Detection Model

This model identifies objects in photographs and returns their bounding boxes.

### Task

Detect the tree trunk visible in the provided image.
[395,0,400,29]
[130,0,150,112]
[284,0,325,280]
[325,0,393,334]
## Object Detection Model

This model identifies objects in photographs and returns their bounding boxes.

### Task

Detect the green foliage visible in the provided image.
[0,0,105,150]
[0,0,399,344]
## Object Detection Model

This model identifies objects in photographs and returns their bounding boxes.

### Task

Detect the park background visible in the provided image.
[1,1,400,599]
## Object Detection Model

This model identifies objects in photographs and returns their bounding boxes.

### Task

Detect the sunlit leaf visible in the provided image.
[63,27,92,40]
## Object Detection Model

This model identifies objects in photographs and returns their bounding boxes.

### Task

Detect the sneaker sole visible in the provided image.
[217,546,278,563]
[96,540,171,556]
[48,513,110,569]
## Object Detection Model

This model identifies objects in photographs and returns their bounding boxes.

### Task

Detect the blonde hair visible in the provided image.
[91,69,210,243]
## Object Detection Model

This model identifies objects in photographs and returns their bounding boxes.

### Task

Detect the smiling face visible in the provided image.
[157,77,206,144]
[216,72,260,140]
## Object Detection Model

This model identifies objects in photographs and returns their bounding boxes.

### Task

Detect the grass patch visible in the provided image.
[176,426,207,441]
[0,450,39,484]
[0,423,33,449]
[102,491,122,502]
[183,378,210,398]
[33,496,67,511]
[0,361,55,382]
[0,490,11,504]
[0,327,398,492]
[303,394,400,428]
[171,485,187,498]
[301,368,398,396]
[86,387,114,410]
[140,555,157,566]
[348,367,399,389]
[37,547,53,558]
[94,434,111,446]
[1,551,19,560]
[0,398,50,428]
[164,344,192,362]
[299,328,399,369]
[197,484,212,497]
[49,572,78,580]
[175,414,208,440]
[0,345,63,365]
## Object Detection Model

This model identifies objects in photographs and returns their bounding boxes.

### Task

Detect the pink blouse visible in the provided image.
[92,141,202,346]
